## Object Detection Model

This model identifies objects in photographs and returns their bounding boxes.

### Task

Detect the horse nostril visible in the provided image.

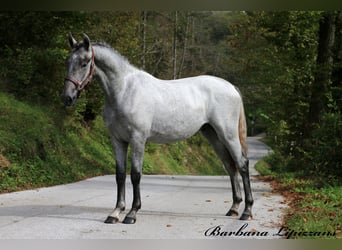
[62,95,74,106]
[66,96,73,105]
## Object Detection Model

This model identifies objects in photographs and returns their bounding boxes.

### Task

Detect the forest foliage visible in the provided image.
[0,11,341,186]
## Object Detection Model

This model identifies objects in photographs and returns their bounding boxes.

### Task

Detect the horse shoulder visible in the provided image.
[113,72,155,127]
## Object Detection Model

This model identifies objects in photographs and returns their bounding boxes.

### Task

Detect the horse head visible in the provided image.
[61,33,95,106]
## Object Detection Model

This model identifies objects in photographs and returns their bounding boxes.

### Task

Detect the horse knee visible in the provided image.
[116,172,126,184]
[131,172,141,184]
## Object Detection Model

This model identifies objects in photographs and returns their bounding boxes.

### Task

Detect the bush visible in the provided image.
[266,112,342,186]
[311,113,342,183]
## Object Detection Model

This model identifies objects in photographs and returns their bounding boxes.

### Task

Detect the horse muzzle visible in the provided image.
[61,81,78,107]
[61,93,77,106]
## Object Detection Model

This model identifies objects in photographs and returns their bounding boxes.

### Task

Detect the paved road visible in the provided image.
[0,137,288,239]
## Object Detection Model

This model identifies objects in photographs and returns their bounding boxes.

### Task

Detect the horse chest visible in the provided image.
[102,105,132,140]
[102,102,151,141]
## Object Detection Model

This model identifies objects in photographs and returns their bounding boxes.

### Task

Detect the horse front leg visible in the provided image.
[104,140,128,224]
[122,137,145,224]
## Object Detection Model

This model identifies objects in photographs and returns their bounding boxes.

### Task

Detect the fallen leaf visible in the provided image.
[205,200,212,202]
[303,217,308,222]
[166,224,172,227]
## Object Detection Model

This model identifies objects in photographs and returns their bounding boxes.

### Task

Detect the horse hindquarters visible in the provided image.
[200,124,243,216]
[206,100,253,220]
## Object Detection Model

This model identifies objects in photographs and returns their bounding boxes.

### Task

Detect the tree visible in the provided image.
[308,11,337,128]
[234,11,341,180]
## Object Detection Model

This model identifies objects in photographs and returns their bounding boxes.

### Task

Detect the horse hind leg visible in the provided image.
[201,124,243,217]
[207,121,253,221]
[221,131,253,221]
[239,157,253,220]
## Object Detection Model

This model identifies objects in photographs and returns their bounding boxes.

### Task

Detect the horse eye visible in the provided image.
[82,63,87,68]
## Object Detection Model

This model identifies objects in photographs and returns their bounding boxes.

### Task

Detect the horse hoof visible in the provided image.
[122,216,136,224]
[239,214,253,221]
[104,216,119,224]
[226,210,239,217]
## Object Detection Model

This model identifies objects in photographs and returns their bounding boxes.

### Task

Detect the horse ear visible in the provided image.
[83,33,90,51]
[68,32,77,48]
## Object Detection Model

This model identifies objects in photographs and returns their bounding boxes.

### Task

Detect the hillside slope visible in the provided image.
[0,93,224,193]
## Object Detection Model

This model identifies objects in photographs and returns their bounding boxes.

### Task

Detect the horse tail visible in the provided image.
[239,103,248,156]
[235,86,247,156]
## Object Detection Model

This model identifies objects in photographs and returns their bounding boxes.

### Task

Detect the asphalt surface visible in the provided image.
[0,137,288,239]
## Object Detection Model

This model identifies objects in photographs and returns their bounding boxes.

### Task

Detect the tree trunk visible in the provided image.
[178,12,191,79]
[140,11,147,70]
[308,11,337,128]
[173,11,178,79]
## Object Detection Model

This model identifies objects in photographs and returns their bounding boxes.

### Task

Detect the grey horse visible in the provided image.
[61,33,253,224]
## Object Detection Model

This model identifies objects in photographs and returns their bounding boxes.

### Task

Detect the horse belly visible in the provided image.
[149,107,207,144]
[148,124,204,144]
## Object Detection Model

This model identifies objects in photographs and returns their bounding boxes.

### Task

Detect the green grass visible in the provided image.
[254,159,273,176]
[0,92,115,192]
[286,186,342,239]
[256,152,342,239]
[0,92,225,193]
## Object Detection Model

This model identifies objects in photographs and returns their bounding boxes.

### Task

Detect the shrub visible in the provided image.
[311,113,342,183]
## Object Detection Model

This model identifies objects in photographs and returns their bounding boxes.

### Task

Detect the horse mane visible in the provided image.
[92,41,112,49]
[92,41,124,59]
[92,40,137,70]
[75,39,128,62]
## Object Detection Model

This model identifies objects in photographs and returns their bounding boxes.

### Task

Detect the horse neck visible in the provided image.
[93,44,135,101]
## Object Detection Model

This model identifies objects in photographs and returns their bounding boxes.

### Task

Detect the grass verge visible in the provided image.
[255,157,342,239]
